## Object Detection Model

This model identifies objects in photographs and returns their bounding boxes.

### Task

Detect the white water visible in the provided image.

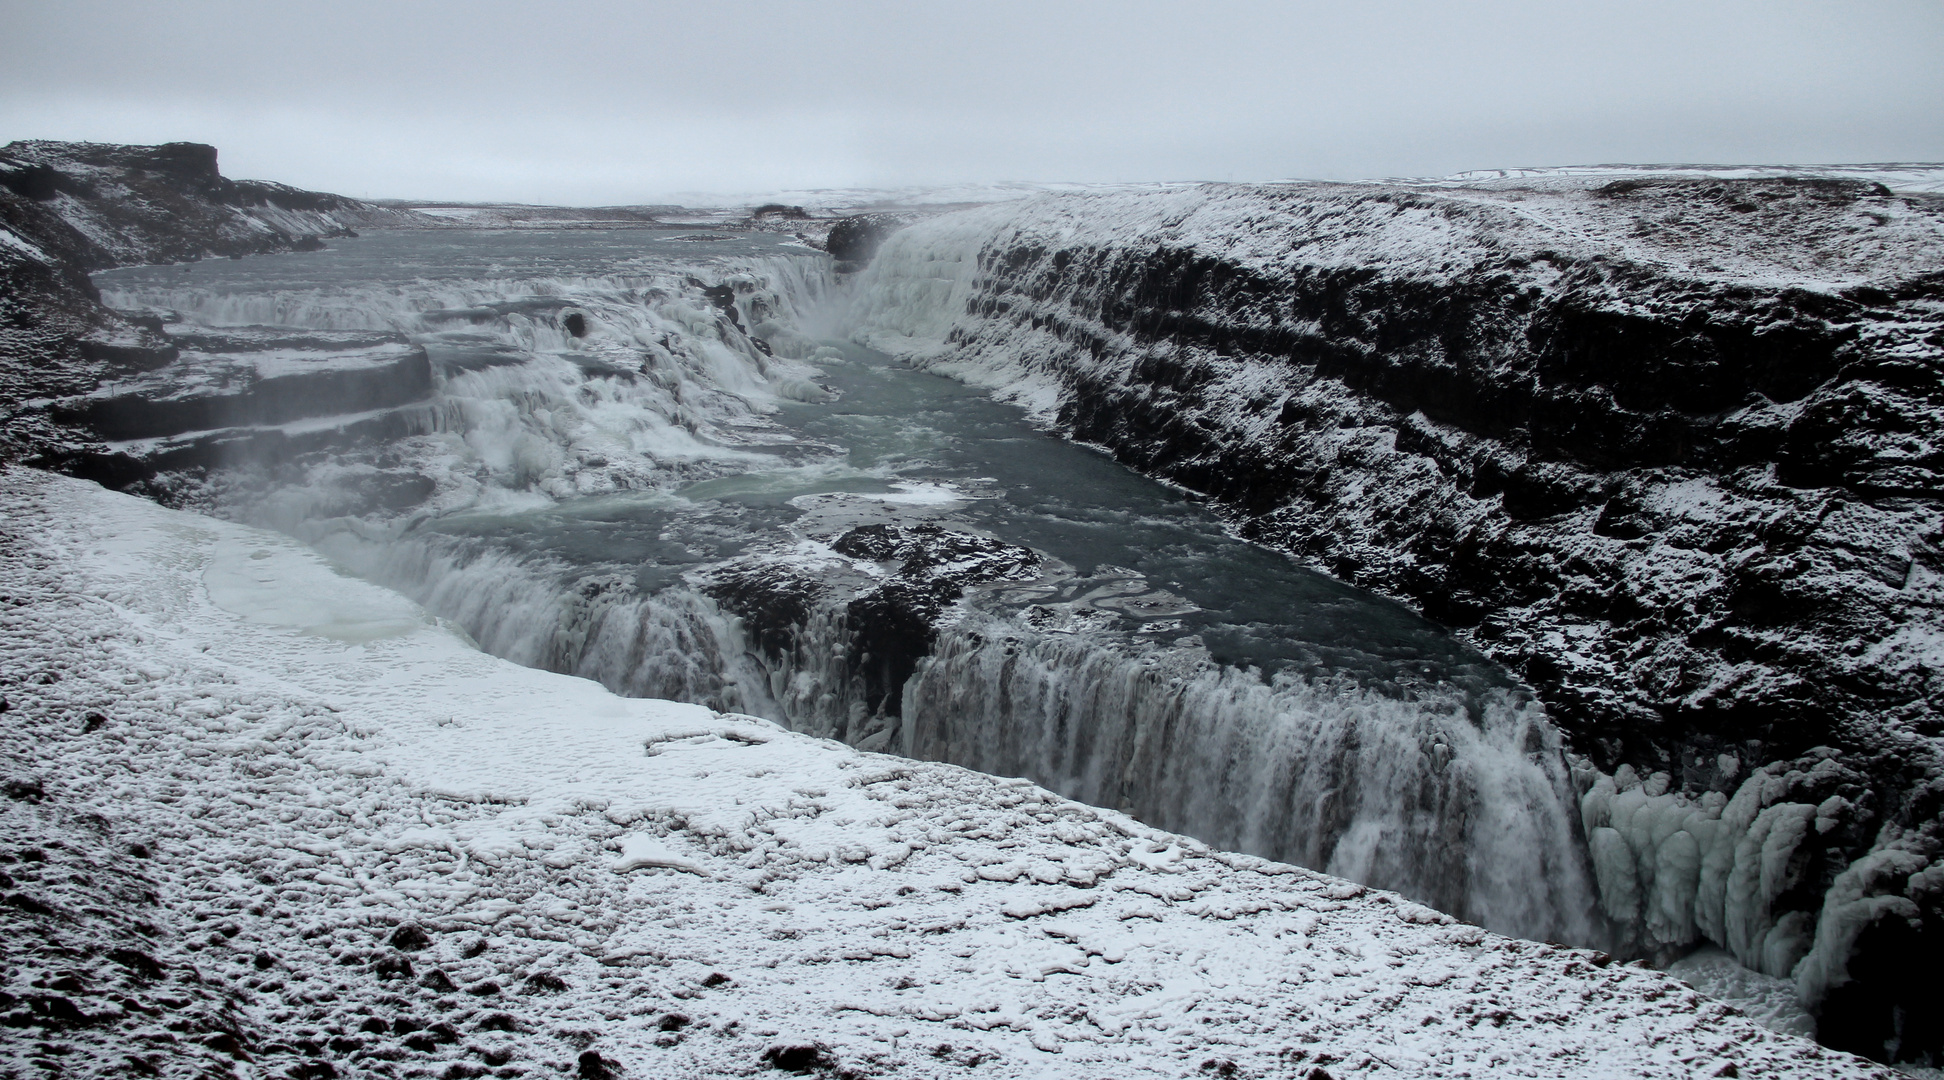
[100,227,1613,953]
[903,620,1601,943]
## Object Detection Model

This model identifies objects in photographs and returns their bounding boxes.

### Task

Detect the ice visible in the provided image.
[1669,947,1818,1039]
[203,536,428,643]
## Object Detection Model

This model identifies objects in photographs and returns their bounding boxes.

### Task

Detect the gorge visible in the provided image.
[3,140,1940,1075]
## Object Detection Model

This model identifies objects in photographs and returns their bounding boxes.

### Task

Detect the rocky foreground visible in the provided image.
[846,173,1944,1060]
[0,466,1896,1079]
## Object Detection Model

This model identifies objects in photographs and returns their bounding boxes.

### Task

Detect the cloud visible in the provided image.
[4,0,1940,202]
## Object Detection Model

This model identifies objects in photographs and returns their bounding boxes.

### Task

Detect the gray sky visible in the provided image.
[3,0,1941,204]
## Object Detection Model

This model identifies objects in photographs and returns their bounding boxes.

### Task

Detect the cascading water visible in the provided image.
[93,222,1611,950]
[902,621,1600,943]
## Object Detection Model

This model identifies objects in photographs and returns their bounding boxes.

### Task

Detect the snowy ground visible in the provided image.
[0,466,1897,1079]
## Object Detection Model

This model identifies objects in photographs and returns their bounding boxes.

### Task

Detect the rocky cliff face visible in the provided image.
[0,141,429,466]
[848,174,1944,1061]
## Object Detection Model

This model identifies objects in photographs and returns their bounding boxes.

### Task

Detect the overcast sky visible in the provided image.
[3,0,1940,204]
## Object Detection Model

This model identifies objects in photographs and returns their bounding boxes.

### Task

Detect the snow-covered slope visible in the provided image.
[0,465,1893,1079]
[846,173,1944,1060]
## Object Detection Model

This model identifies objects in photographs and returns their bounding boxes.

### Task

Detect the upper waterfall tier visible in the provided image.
[843,175,1944,1061]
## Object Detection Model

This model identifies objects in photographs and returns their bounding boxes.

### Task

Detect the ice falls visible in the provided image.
[900,620,1604,944]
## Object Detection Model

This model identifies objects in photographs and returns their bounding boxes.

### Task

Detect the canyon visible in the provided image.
[3,140,1940,1073]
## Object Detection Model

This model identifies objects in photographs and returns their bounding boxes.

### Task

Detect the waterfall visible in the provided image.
[900,618,1605,945]
[111,223,1619,955]
[303,525,775,716]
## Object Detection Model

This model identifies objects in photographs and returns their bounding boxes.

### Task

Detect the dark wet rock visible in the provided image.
[52,344,434,442]
[824,214,913,267]
[707,524,1042,724]
[702,564,823,662]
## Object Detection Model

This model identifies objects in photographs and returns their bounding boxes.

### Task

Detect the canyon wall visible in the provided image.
[848,175,1944,1060]
[0,140,431,466]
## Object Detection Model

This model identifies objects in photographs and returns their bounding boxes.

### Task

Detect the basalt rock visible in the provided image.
[850,173,1944,1059]
[704,523,1043,733]
[824,213,915,268]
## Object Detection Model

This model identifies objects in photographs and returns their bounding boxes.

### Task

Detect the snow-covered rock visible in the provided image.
[846,174,1944,1059]
[0,141,440,469]
[0,465,1896,1078]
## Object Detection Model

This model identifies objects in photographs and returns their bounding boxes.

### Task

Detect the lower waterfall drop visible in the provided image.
[901,618,1607,946]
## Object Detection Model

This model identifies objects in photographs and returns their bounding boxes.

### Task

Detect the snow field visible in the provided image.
[0,466,1896,1078]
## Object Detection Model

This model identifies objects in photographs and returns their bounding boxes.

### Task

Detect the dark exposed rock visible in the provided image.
[761,1042,836,1073]
[705,524,1042,723]
[51,345,433,441]
[824,213,913,267]
[522,972,569,994]
[863,175,1944,1059]
[750,203,809,220]
[1,140,423,471]
[388,922,432,951]
[577,1049,623,1079]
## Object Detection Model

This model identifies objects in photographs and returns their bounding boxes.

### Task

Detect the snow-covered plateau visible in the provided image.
[0,467,1896,1079]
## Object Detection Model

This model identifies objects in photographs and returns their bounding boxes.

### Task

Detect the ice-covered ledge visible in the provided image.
[0,468,1894,1079]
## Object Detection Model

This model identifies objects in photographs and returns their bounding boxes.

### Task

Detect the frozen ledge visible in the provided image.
[0,466,1895,1078]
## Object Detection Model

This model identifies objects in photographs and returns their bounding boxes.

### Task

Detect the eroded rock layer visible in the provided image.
[0,140,432,467]
[848,174,1944,1059]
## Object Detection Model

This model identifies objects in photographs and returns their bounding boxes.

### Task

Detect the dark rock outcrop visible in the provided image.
[703,523,1042,739]
[823,213,914,269]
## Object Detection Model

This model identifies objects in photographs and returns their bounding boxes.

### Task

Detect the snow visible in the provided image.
[0,223,52,263]
[0,464,1896,1078]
